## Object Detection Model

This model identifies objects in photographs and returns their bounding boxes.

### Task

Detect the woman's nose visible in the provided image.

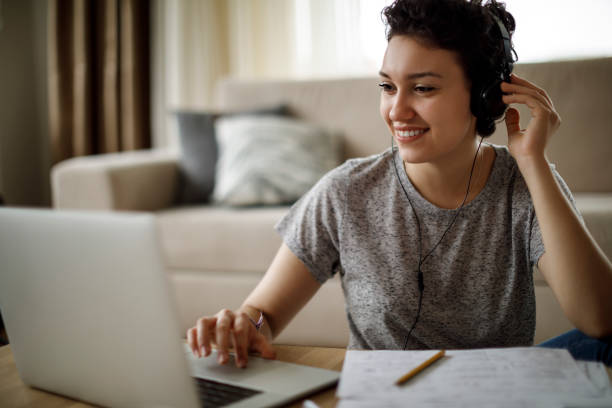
[389,95,416,121]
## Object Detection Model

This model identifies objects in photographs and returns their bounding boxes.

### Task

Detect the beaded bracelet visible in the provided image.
[248,310,264,331]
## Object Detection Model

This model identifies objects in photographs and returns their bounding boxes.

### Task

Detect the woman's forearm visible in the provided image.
[519,156,612,337]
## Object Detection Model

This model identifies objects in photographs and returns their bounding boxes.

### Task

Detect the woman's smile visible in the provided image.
[394,126,429,143]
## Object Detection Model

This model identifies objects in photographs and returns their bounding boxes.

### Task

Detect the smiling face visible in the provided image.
[379,35,477,165]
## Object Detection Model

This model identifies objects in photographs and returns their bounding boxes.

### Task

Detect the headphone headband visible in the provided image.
[488,11,514,81]
[470,9,517,133]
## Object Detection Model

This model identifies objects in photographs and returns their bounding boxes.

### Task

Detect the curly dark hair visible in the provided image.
[381,0,517,136]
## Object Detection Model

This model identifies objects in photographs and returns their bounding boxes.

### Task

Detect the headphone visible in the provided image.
[471,11,515,125]
[396,10,513,350]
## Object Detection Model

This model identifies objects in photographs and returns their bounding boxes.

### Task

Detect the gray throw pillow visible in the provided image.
[174,105,289,204]
[213,115,342,206]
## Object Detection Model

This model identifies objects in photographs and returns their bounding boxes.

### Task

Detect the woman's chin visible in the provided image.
[396,145,432,164]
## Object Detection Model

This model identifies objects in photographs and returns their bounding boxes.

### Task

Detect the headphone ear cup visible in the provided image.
[477,79,506,122]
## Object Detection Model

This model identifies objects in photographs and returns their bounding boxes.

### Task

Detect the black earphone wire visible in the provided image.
[391,135,485,350]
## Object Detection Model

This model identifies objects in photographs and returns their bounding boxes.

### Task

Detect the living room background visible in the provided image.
[0,0,610,207]
[153,0,612,149]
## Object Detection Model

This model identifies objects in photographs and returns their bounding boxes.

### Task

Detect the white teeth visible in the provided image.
[397,129,427,138]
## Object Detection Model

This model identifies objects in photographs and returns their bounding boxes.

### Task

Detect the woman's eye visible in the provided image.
[415,86,435,93]
[378,82,394,92]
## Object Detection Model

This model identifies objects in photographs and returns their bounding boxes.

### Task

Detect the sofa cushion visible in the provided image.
[156,206,289,272]
[212,115,342,206]
[174,105,290,205]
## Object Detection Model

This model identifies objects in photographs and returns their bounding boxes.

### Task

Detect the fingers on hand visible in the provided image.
[504,107,521,135]
[502,92,560,127]
[502,82,550,109]
[502,93,541,113]
[215,309,235,365]
[197,316,216,357]
[189,310,273,368]
[502,76,558,124]
[509,74,552,102]
[233,313,251,368]
[505,95,561,133]
[251,333,277,360]
[188,316,216,358]
[187,326,199,357]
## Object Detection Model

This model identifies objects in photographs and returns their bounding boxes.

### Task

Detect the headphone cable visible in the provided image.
[391,136,485,350]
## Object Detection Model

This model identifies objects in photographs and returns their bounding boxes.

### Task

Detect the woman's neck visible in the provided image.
[403,140,494,209]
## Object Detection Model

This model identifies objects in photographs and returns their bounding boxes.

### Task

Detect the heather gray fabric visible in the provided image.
[275,144,578,350]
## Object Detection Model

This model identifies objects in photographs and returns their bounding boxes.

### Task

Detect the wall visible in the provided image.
[0,0,50,206]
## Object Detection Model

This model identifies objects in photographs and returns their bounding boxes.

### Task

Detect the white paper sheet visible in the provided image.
[336,348,612,407]
[575,360,612,397]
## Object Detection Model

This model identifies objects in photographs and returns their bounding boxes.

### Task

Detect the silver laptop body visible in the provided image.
[0,208,339,407]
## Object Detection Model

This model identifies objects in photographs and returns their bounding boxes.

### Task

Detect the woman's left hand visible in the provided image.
[501,74,561,167]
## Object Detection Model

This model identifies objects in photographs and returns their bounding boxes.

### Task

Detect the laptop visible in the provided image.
[0,207,339,407]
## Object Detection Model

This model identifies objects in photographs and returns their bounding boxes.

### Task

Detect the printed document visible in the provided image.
[337,348,612,407]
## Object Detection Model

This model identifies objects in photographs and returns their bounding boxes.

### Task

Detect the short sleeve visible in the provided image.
[274,164,349,284]
[530,164,583,267]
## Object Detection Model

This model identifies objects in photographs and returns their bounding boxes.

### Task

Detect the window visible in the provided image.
[292,0,612,78]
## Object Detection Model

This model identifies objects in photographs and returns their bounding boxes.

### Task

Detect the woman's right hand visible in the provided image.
[187,244,320,368]
[186,308,276,368]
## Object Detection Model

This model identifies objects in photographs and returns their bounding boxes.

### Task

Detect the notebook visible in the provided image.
[0,207,339,408]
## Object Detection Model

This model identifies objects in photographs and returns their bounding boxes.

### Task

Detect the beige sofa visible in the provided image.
[52,57,612,347]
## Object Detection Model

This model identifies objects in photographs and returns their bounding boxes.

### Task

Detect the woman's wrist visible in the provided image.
[238,305,272,339]
[514,152,548,180]
[248,310,264,331]
[237,305,260,324]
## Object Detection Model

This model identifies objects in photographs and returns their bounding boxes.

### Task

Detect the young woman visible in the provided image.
[187,0,612,368]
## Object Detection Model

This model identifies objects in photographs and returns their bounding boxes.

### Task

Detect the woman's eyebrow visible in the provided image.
[378,70,443,80]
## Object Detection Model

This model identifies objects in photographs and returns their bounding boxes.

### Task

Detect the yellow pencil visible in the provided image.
[395,350,446,385]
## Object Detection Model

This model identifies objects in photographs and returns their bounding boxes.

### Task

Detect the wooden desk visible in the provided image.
[2,344,610,408]
[0,344,346,408]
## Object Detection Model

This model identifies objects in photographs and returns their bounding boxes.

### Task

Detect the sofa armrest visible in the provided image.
[51,149,179,211]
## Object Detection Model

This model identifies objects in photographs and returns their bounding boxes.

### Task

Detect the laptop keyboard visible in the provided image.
[194,377,262,407]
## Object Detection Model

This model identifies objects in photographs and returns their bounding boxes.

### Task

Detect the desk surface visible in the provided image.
[0,344,345,408]
[1,344,610,408]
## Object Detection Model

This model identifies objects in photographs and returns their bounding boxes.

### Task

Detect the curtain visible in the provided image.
[152,0,233,148]
[48,0,151,165]
[152,0,390,148]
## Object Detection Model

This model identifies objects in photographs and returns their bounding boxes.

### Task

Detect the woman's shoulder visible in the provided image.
[302,149,394,202]
[489,143,565,183]
[487,143,574,202]
[330,148,395,181]
[489,144,527,187]
[489,144,517,173]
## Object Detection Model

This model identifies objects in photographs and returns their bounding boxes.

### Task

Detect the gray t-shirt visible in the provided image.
[275,144,578,350]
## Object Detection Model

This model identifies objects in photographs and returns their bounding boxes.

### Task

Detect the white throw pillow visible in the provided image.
[213,115,341,206]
